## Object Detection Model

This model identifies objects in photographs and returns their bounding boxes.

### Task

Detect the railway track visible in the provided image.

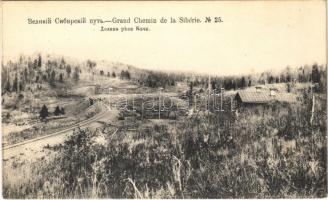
[3,110,110,150]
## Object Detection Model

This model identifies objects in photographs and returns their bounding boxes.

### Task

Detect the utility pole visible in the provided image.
[17,63,21,94]
[107,88,113,111]
[310,80,315,125]
[17,61,23,114]
[141,96,144,120]
[221,88,225,111]
[208,75,211,112]
[158,87,163,119]
[208,75,211,127]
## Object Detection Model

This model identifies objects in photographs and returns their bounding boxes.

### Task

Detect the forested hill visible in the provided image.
[1,53,327,95]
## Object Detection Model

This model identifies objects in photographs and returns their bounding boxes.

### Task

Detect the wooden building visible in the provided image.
[235,90,297,107]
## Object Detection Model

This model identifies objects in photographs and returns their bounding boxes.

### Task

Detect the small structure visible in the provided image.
[235,91,271,106]
[235,90,297,107]
[95,85,112,94]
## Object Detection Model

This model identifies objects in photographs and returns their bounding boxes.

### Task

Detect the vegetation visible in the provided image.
[73,67,80,82]
[54,106,65,116]
[3,92,326,198]
[120,70,131,80]
[2,54,325,95]
[138,71,177,89]
[39,105,49,120]
[2,54,326,198]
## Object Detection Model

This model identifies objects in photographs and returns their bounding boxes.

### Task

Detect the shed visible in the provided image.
[235,90,297,107]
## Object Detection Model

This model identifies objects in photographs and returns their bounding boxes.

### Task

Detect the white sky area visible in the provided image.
[2,1,326,75]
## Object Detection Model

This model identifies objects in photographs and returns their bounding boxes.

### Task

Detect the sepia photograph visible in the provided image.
[1,1,327,199]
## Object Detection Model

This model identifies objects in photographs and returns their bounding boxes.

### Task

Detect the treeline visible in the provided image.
[188,64,326,92]
[2,55,326,94]
[99,70,130,80]
[99,70,117,78]
[135,71,180,88]
[131,64,326,92]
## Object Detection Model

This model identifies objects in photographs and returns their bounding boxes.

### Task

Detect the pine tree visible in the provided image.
[12,75,18,92]
[59,73,64,82]
[60,107,65,115]
[240,77,246,89]
[54,106,61,116]
[66,65,72,78]
[126,71,131,79]
[39,105,49,120]
[73,67,80,82]
[120,70,125,79]
[311,64,320,83]
[49,70,56,87]
[5,79,11,93]
[37,54,42,67]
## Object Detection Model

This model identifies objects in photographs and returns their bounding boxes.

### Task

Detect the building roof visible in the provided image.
[236,91,271,103]
[236,91,297,104]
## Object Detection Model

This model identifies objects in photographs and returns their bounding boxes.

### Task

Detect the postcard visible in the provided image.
[1,1,327,198]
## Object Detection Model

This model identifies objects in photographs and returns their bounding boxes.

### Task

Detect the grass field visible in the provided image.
[3,91,326,198]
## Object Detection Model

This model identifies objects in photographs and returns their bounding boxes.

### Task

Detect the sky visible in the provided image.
[2,1,326,75]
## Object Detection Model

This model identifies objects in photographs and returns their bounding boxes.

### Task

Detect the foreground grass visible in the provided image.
[3,95,327,198]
